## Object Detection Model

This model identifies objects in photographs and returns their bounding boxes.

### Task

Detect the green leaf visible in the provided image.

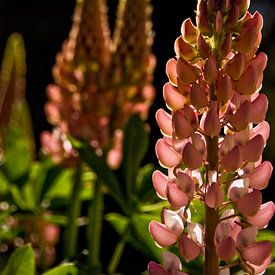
[73,141,127,212]
[122,114,149,197]
[42,263,78,275]
[2,245,35,275]
[257,230,275,258]
[266,262,275,275]
[105,213,129,235]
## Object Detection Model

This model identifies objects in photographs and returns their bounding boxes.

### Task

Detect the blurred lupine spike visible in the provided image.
[43,0,155,167]
[149,0,274,274]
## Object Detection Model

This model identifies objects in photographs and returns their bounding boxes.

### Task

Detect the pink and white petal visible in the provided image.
[162,208,184,236]
[148,261,167,275]
[219,268,230,275]
[237,189,262,216]
[205,182,224,208]
[188,222,203,245]
[215,222,232,244]
[149,221,178,247]
[241,241,272,265]
[216,236,237,261]
[250,253,272,274]
[178,234,201,262]
[236,226,258,250]
[176,172,195,197]
[156,139,182,168]
[156,109,173,136]
[246,201,275,228]
[162,251,182,272]
[228,179,249,203]
[152,170,169,199]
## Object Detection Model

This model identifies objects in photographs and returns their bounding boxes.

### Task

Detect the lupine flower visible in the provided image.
[149,0,274,274]
[42,0,155,168]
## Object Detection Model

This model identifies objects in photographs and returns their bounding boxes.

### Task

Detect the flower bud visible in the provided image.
[250,94,268,124]
[163,82,185,111]
[205,182,224,208]
[221,0,230,14]
[241,134,265,162]
[178,234,201,262]
[174,36,197,61]
[243,12,263,33]
[250,121,270,144]
[226,5,239,29]
[228,100,251,130]
[235,0,250,16]
[216,74,233,104]
[166,182,190,208]
[221,33,232,57]
[202,102,221,137]
[197,34,211,59]
[207,0,216,14]
[235,28,259,54]
[156,108,173,136]
[148,262,166,275]
[204,55,218,84]
[176,172,195,198]
[182,142,203,170]
[197,9,212,36]
[216,237,237,261]
[215,11,223,35]
[226,53,246,80]
[181,18,198,44]
[250,52,268,75]
[166,58,177,86]
[220,145,242,171]
[190,82,208,109]
[177,57,198,84]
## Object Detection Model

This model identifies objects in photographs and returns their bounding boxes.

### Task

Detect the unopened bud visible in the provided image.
[215,11,223,35]
[166,182,189,208]
[173,110,194,139]
[190,82,208,109]
[216,74,233,104]
[181,18,198,44]
[182,142,203,170]
[243,12,263,33]
[207,0,216,14]
[174,36,197,61]
[177,57,198,84]
[179,234,201,262]
[205,182,224,208]
[202,102,221,137]
[221,145,242,171]
[197,34,210,59]
[235,28,259,54]
[237,189,262,216]
[221,33,232,57]
[241,134,265,162]
[197,9,212,36]
[226,53,246,80]
[235,0,250,17]
[235,64,257,95]
[226,5,239,29]
[228,100,251,130]
[204,55,218,84]
[221,0,230,14]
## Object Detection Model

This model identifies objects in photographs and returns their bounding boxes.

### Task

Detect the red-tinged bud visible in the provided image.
[163,82,185,111]
[226,5,239,29]
[216,237,237,261]
[182,142,203,170]
[166,58,177,86]
[166,182,190,208]
[202,102,221,137]
[192,132,207,160]
[190,82,208,109]
[241,135,265,162]
[156,109,173,136]
[215,11,223,35]
[220,145,242,171]
[174,36,197,61]
[235,65,258,95]
[204,55,218,84]
[237,189,262,216]
[246,202,275,228]
[207,0,216,13]
[152,170,169,199]
[221,33,232,57]
[149,221,178,247]
[228,100,251,131]
[181,18,198,44]
[178,234,201,262]
[177,172,195,198]
[250,52,268,75]
[226,53,246,80]
[235,0,250,17]
[197,34,211,59]
[205,182,224,208]
[177,57,198,84]
[148,262,167,275]
[197,0,207,12]
[248,161,273,190]
[221,0,230,14]
[155,139,182,168]
[197,9,212,36]
[216,74,233,104]
[235,28,259,54]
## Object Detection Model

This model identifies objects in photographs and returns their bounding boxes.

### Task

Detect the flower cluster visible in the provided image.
[149,0,274,274]
[41,0,155,168]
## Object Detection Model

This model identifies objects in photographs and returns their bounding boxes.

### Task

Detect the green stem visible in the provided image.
[87,178,104,273]
[65,161,82,259]
[107,233,127,273]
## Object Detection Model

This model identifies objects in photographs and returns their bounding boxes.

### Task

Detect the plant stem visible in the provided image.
[87,178,104,273]
[65,161,82,259]
[204,135,220,275]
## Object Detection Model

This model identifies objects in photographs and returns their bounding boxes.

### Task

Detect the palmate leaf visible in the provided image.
[2,245,35,275]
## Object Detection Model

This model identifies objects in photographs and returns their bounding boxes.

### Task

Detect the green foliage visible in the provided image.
[2,245,35,275]
[42,263,78,275]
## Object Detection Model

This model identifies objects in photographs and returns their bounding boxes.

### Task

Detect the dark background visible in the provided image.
[0,0,274,273]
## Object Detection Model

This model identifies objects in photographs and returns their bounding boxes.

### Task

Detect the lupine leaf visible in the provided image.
[42,263,78,275]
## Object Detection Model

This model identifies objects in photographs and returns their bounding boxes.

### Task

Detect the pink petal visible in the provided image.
[182,142,203,170]
[237,189,262,216]
[204,55,218,84]
[190,82,208,109]
[228,179,249,203]
[175,36,196,61]
[248,161,273,190]
[242,241,272,266]
[216,74,233,104]
[163,82,185,111]
[162,251,182,272]
[215,222,232,244]
[246,202,275,228]
[156,109,173,136]
[166,181,190,209]
[236,226,258,250]
[152,170,169,199]
[216,237,237,261]
[173,110,194,139]
[226,53,246,80]
[250,121,270,144]
[205,182,224,208]
[249,52,268,74]
[220,145,242,171]
[181,18,198,43]
[241,135,265,162]
[149,221,178,247]
[176,172,195,198]
[166,59,177,86]
[178,234,201,262]
[176,57,198,84]
[148,261,167,275]
[250,253,272,274]
[250,94,268,124]
[155,139,182,168]
[162,208,184,236]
